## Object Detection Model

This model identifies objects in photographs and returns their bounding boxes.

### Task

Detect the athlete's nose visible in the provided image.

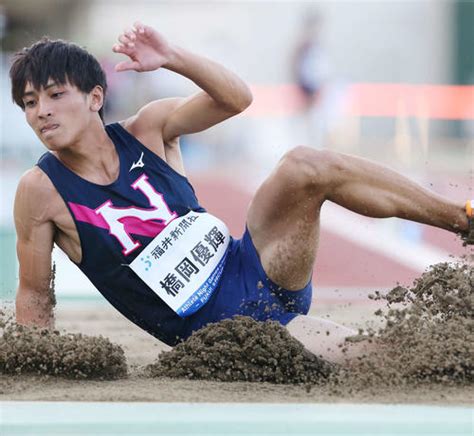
[37,97,53,119]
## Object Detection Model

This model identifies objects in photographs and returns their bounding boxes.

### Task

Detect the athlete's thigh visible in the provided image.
[246,156,324,290]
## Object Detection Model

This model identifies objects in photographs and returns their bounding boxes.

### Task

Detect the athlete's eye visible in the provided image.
[24,100,36,108]
[52,92,64,98]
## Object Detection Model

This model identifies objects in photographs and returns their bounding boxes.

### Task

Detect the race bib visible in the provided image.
[130,211,230,317]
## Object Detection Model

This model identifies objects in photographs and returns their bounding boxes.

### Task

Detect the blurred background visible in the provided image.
[1,0,473,305]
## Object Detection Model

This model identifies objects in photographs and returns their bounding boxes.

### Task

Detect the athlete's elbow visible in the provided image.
[224,85,253,114]
[235,86,253,112]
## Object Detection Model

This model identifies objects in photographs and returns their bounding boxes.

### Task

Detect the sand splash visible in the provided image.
[340,260,473,388]
[149,261,473,389]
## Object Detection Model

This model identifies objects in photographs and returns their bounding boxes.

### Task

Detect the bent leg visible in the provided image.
[246,151,324,290]
[286,315,373,364]
[247,146,468,290]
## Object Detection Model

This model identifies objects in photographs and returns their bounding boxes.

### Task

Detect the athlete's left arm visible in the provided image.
[113,23,253,143]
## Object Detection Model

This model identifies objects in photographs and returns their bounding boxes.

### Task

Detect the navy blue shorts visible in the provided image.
[182,227,313,339]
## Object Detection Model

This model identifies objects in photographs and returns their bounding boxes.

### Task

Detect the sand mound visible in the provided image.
[0,262,127,380]
[0,320,127,380]
[341,261,473,388]
[147,316,334,384]
[149,261,473,389]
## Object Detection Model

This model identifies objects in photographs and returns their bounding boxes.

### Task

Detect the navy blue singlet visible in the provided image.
[38,122,313,345]
[37,123,208,344]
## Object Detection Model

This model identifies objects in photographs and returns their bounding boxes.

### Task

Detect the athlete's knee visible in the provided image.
[278,146,345,191]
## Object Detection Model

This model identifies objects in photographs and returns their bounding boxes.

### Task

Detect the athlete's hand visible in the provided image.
[112,22,175,73]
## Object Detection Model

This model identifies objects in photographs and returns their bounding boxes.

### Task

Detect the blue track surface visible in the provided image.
[1,402,472,435]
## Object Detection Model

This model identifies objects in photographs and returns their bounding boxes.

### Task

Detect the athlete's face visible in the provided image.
[22,79,102,151]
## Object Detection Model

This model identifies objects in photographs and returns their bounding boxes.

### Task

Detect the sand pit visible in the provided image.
[0,261,472,404]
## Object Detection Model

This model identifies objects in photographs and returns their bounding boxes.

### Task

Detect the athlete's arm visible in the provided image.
[14,168,56,328]
[112,22,253,143]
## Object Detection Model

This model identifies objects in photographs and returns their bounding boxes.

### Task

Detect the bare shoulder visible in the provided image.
[120,98,187,176]
[16,166,56,200]
[15,167,58,224]
[121,97,183,149]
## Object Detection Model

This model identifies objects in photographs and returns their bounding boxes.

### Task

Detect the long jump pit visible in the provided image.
[1,258,472,435]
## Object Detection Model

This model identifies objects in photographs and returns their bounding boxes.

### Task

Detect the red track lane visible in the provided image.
[191,175,422,288]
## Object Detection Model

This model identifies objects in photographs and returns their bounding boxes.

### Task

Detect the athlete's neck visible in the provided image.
[54,120,119,185]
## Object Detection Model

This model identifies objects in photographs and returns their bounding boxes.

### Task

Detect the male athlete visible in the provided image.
[11,23,473,364]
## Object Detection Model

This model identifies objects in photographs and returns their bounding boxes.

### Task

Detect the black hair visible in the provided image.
[9,37,108,121]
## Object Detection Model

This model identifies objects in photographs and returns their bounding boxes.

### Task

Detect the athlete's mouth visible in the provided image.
[40,124,59,134]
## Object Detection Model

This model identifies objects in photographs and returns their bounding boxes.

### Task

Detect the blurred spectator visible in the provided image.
[292,10,332,148]
[292,10,347,148]
[0,6,6,41]
[100,57,120,120]
[292,10,330,110]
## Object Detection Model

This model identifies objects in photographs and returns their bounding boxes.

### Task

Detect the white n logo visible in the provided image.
[95,174,177,255]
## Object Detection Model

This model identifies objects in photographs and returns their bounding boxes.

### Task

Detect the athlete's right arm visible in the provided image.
[14,168,56,328]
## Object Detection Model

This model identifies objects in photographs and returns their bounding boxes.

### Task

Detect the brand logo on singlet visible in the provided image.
[93,174,177,255]
[129,152,145,172]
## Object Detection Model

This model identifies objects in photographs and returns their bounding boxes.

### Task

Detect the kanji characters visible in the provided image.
[159,273,184,297]
[175,257,200,282]
[204,226,226,252]
[191,241,214,266]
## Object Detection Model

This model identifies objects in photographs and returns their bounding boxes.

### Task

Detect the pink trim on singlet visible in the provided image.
[69,202,168,237]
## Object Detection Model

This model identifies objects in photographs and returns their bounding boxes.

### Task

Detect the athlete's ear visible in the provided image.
[89,85,104,114]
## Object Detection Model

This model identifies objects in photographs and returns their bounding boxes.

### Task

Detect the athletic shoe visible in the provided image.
[462,200,474,245]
